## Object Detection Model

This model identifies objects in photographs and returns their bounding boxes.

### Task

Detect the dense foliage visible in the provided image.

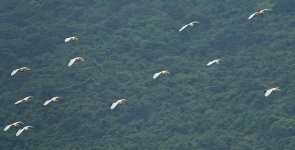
[1,0,294,149]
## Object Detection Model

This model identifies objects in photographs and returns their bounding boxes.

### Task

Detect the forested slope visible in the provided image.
[0,0,294,149]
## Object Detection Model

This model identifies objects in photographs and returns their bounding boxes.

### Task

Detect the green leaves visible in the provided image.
[1,0,294,149]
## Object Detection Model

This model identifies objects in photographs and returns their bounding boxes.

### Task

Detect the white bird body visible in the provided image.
[11,67,31,76]
[16,126,33,136]
[15,96,33,105]
[68,57,84,67]
[264,87,280,97]
[44,96,61,106]
[3,121,24,131]
[110,99,126,110]
[179,21,200,32]
[206,59,221,66]
[153,70,170,79]
[248,9,272,20]
[65,36,78,42]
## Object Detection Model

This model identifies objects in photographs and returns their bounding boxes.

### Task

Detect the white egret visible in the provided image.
[16,126,33,136]
[179,21,200,32]
[15,96,33,105]
[44,96,61,106]
[11,67,30,76]
[264,87,280,97]
[248,9,272,20]
[206,59,221,67]
[68,57,84,67]
[153,70,170,79]
[64,36,78,42]
[110,99,126,110]
[3,121,24,131]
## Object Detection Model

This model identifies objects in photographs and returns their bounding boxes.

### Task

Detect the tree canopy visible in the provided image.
[0,0,294,149]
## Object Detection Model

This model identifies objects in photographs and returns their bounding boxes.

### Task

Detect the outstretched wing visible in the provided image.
[43,100,52,106]
[179,24,188,32]
[262,8,272,12]
[265,89,273,97]
[11,69,19,76]
[16,128,24,136]
[26,126,33,130]
[15,100,23,105]
[64,37,71,42]
[68,58,76,67]
[207,61,215,66]
[248,12,258,20]
[4,124,12,131]
[110,102,119,110]
[52,96,61,100]
[153,72,162,79]
[23,96,32,100]
[16,121,24,125]
[191,21,200,24]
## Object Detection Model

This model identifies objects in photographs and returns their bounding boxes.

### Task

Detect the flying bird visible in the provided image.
[16,126,33,136]
[110,99,126,110]
[248,9,272,20]
[206,59,221,67]
[15,96,33,105]
[153,70,170,79]
[179,21,200,32]
[264,87,280,97]
[3,121,24,131]
[68,57,84,67]
[11,67,31,76]
[44,96,61,106]
[64,36,78,42]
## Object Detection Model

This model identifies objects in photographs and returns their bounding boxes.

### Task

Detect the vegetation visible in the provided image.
[0,0,294,149]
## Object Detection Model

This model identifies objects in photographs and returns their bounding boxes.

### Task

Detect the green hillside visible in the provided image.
[1,0,294,149]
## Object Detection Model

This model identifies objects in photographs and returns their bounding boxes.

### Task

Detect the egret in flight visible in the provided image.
[153,70,170,79]
[3,121,24,131]
[179,21,200,32]
[110,99,126,110]
[44,96,61,106]
[11,67,31,76]
[15,96,33,105]
[16,126,33,136]
[65,36,78,42]
[206,59,221,67]
[264,87,280,97]
[248,9,272,20]
[68,57,84,67]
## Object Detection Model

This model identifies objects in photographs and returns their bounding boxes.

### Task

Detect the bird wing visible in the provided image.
[153,72,162,79]
[16,128,24,136]
[16,121,24,125]
[52,96,60,100]
[110,102,119,110]
[43,100,52,106]
[179,24,188,32]
[191,21,200,24]
[68,58,76,67]
[4,124,12,131]
[25,126,33,130]
[248,12,258,20]
[24,96,32,100]
[207,61,215,66]
[265,89,273,97]
[262,8,272,12]
[15,100,24,105]
[22,67,30,71]
[64,38,71,42]
[11,69,19,76]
